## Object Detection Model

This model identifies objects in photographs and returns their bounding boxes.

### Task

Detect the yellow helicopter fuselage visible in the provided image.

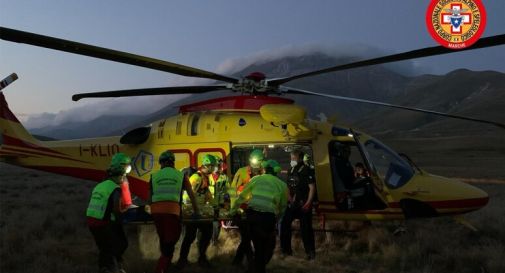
[0,94,488,221]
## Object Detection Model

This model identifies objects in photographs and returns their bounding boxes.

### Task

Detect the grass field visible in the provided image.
[1,162,504,273]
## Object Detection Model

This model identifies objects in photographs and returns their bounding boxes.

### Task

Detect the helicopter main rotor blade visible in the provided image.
[72,85,229,101]
[0,27,238,84]
[282,86,505,130]
[269,34,505,86]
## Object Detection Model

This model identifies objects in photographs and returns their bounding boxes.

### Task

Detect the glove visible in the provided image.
[302,202,312,212]
[144,205,151,215]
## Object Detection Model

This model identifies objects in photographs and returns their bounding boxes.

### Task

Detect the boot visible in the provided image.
[118,262,127,273]
[99,268,114,273]
[198,256,212,268]
[174,258,189,270]
[305,251,316,261]
[155,256,170,273]
[232,249,244,266]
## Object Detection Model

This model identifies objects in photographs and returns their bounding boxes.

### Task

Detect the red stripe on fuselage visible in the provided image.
[2,135,66,155]
[0,150,33,157]
[320,197,489,212]
[388,197,489,210]
[316,208,403,215]
[27,165,149,200]
[2,146,90,164]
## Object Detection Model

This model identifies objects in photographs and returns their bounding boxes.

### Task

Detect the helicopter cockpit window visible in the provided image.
[363,139,414,189]
[230,144,313,182]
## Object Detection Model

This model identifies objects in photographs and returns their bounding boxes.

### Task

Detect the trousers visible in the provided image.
[246,209,277,273]
[179,221,213,260]
[280,205,315,255]
[232,218,253,265]
[89,222,128,272]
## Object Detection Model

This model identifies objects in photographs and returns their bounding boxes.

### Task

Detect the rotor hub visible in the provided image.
[229,72,275,94]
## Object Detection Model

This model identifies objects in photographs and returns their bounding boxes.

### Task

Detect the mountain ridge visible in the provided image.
[22,53,504,139]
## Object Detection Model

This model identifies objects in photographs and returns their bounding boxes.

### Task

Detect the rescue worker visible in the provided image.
[176,154,217,268]
[209,157,230,244]
[210,157,229,209]
[280,150,316,260]
[230,159,288,273]
[87,153,131,273]
[230,149,264,266]
[148,150,200,273]
[231,149,264,193]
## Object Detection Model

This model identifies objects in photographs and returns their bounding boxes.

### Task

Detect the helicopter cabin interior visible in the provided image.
[229,142,387,212]
[328,141,387,211]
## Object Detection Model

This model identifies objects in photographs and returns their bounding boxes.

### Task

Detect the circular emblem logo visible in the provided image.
[426,0,486,49]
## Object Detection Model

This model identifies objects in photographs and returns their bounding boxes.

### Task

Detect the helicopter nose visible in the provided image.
[468,184,489,205]
[418,176,490,215]
[447,181,489,213]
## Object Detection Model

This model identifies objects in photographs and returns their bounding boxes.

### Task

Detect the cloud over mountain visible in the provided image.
[22,43,424,131]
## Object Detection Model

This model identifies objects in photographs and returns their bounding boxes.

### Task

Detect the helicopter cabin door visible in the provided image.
[350,129,394,207]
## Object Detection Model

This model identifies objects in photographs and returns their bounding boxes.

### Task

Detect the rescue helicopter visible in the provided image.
[1,27,504,227]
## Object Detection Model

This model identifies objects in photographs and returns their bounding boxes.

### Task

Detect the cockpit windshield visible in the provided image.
[362,138,414,189]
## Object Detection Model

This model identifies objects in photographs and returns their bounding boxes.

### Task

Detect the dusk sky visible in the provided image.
[1,1,504,127]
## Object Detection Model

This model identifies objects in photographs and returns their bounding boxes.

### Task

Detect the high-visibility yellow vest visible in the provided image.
[86,180,119,221]
[151,167,184,203]
[245,174,288,216]
[188,172,215,206]
[209,173,229,206]
[232,166,252,193]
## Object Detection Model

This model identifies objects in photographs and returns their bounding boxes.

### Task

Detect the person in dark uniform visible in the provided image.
[280,150,316,260]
